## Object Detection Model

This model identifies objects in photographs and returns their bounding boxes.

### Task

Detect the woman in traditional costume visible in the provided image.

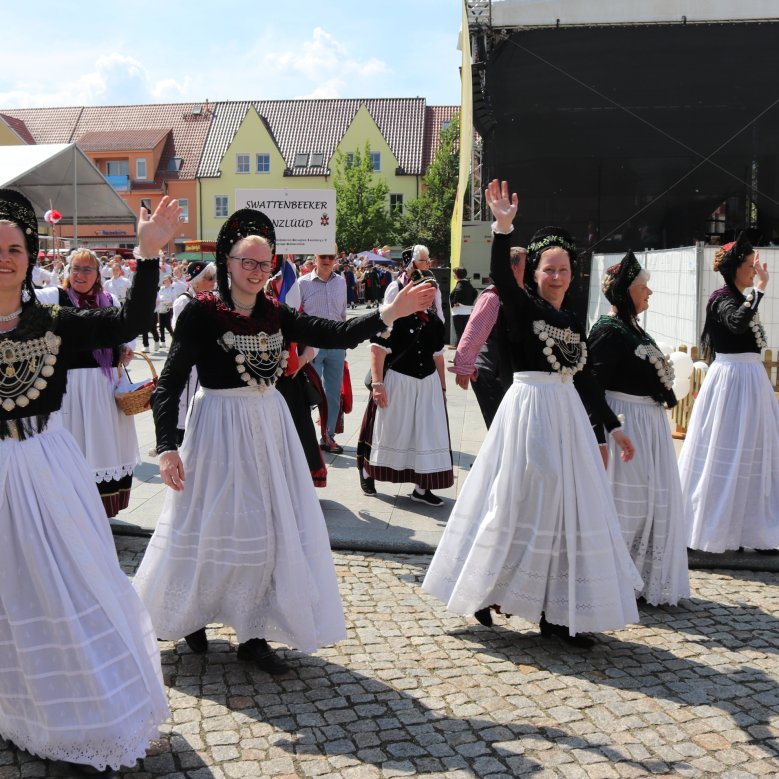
[587,252,690,605]
[133,209,435,674]
[36,248,140,518]
[678,234,778,552]
[0,189,177,775]
[357,269,453,506]
[423,179,641,648]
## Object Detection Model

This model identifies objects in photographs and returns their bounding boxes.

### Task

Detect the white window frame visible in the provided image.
[236,153,250,174]
[136,158,147,180]
[215,195,229,218]
[256,153,271,173]
[106,159,129,177]
[390,193,404,214]
[178,198,189,223]
[370,152,381,172]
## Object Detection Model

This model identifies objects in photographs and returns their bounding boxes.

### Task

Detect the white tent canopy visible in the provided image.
[489,0,779,28]
[0,144,136,241]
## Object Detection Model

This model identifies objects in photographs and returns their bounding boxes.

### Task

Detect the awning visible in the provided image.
[0,144,136,239]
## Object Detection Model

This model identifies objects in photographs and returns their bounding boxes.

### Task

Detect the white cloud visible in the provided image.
[262,27,389,98]
[0,53,190,108]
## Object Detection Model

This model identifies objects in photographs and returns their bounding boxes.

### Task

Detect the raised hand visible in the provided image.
[754,251,769,291]
[485,179,518,233]
[138,196,183,258]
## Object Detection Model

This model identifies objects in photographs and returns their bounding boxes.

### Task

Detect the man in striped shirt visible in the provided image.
[299,249,348,453]
[449,246,526,428]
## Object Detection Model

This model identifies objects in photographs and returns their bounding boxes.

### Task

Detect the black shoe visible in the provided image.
[237,638,291,675]
[474,608,493,627]
[539,614,594,649]
[184,627,208,654]
[320,437,344,454]
[410,488,443,507]
[67,764,122,777]
[360,474,377,495]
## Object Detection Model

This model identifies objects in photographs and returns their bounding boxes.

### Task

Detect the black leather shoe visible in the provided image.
[539,614,594,649]
[67,763,122,777]
[237,638,291,675]
[360,474,377,495]
[474,608,493,627]
[184,627,208,654]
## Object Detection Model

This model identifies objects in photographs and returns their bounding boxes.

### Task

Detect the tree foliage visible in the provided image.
[332,143,393,252]
[395,113,461,261]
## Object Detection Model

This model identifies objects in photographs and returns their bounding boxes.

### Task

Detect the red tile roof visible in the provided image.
[423,106,461,169]
[77,128,171,152]
[0,100,462,185]
[0,103,213,181]
[0,113,36,144]
[198,98,430,178]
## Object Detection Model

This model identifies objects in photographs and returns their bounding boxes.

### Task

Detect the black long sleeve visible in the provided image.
[153,296,391,452]
[0,259,158,431]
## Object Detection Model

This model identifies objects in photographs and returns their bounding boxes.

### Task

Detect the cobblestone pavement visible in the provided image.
[2,538,778,778]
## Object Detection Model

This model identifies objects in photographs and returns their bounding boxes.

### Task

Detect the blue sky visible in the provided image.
[2,1,463,108]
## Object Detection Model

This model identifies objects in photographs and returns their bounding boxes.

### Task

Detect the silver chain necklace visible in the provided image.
[0,307,22,323]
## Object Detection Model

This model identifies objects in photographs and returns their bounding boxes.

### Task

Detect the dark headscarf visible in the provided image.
[214,209,276,309]
[525,226,577,288]
[0,188,40,304]
[717,232,753,294]
[602,250,643,322]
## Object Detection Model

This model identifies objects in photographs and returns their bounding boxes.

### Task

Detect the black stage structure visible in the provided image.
[469,11,779,308]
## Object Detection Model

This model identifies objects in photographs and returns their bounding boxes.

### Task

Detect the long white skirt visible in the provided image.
[60,367,139,484]
[133,386,346,652]
[368,370,453,485]
[679,352,779,552]
[423,372,642,635]
[0,416,168,770]
[605,391,690,605]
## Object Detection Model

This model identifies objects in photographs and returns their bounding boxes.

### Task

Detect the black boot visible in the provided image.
[237,638,291,675]
[184,627,208,654]
[539,613,595,649]
[359,473,377,495]
[474,608,493,627]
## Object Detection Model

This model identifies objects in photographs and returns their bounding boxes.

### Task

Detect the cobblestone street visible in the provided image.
[3,538,777,778]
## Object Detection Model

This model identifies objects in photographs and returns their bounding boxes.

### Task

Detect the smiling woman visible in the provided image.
[35,247,142,519]
[132,206,438,676]
[587,251,690,607]
[423,179,641,650]
[0,189,181,775]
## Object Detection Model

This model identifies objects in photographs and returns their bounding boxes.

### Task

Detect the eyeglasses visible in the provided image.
[228,256,273,272]
[70,265,97,275]
[415,258,431,264]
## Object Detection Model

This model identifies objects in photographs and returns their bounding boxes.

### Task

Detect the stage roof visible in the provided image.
[486,0,778,28]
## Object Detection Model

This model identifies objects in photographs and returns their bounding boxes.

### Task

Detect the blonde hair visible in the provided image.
[63,248,102,292]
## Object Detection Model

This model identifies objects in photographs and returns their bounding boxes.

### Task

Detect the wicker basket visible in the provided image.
[115,351,158,416]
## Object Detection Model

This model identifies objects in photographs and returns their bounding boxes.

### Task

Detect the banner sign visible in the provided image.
[235,188,336,254]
